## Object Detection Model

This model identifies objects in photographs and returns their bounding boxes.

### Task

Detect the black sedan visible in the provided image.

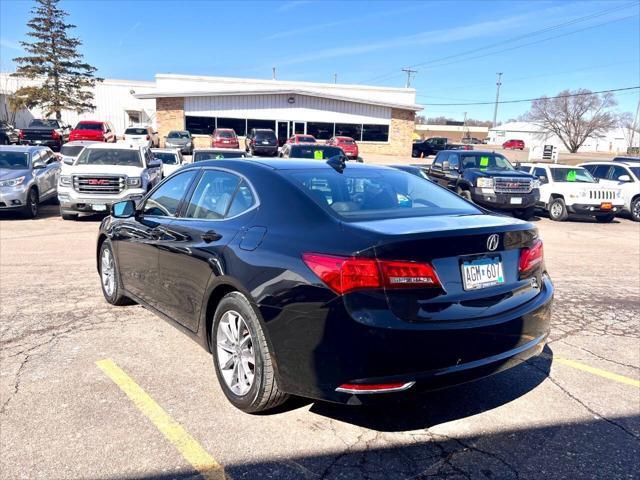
[97,159,553,413]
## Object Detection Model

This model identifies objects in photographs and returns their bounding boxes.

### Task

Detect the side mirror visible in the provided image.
[148,159,162,168]
[63,157,74,165]
[618,174,631,182]
[539,175,548,184]
[32,161,46,169]
[111,200,136,218]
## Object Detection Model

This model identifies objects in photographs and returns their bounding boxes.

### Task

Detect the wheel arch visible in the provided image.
[96,234,108,271]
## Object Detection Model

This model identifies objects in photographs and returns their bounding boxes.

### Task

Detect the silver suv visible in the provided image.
[0,145,60,218]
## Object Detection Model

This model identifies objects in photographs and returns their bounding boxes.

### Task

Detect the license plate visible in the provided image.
[461,257,505,291]
[92,204,107,212]
[35,140,42,144]
[510,197,522,204]
[262,141,270,145]
[600,202,612,210]
[223,140,229,143]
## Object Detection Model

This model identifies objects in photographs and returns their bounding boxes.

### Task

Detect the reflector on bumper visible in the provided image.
[335,381,416,394]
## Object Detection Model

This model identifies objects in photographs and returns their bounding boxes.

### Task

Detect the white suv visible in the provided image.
[579,161,640,222]
[123,126,159,148]
[57,143,162,220]
[519,162,623,222]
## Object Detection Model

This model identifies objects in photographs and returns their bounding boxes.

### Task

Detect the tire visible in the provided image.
[595,213,615,223]
[22,188,38,218]
[212,292,288,413]
[548,198,568,221]
[412,149,419,157]
[631,198,640,222]
[514,206,536,220]
[456,187,473,202]
[98,239,134,306]
[61,210,78,220]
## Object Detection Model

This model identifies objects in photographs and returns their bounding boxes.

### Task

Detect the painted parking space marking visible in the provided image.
[546,355,640,388]
[96,359,225,480]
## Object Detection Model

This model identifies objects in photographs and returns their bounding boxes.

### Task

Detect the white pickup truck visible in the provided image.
[57,143,162,220]
[519,162,624,222]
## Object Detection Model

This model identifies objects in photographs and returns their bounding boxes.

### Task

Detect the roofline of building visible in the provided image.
[134,88,423,111]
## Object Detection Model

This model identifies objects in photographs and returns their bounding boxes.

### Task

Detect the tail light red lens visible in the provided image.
[51,130,61,139]
[146,135,150,140]
[18,130,24,139]
[302,253,440,295]
[336,382,415,394]
[519,239,543,273]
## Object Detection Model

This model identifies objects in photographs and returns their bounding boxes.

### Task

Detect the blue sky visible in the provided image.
[1,0,638,122]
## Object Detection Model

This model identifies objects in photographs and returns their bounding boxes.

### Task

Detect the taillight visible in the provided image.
[336,382,415,394]
[18,130,24,139]
[146,135,150,140]
[302,253,440,295]
[51,130,61,139]
[519,239,543,273]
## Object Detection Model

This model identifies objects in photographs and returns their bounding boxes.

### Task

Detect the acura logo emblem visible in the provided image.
[487,234,499,251]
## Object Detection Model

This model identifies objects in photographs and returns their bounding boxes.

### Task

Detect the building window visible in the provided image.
[306,122,334,140]
[335,123,362,141]
[362,124,389,142]
[216,117,246,136]
[186,116,215,135]
[247,119,275,131]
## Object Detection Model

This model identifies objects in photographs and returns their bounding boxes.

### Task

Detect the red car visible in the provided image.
[327,136,359,159]
[69,121,116,142]
[286,134,316,144]
[502,139,525,150]
[212,128,239,149]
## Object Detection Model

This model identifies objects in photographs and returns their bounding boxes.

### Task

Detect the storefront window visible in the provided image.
[362,124,389,142]
[335,123,362,141]
[216,117,246,136]
[247,119,276,131]
[185,116,215,135]
[306,122,334,140]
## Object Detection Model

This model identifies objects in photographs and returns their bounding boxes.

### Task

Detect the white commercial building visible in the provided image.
[488,121,638,154]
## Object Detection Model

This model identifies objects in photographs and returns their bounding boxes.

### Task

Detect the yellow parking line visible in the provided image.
[96,359,225,480]
[551,356,640,388]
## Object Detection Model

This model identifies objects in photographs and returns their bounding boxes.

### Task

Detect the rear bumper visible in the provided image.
[251,145,278,155]
[472,188,539,210]
[265,273,554,403]
[21,139,61,150]
[567,203,623,215]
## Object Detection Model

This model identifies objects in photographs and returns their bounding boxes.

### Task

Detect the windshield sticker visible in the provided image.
[313,150,324,160]
[480,156,489,169]
[215,155,224,159]
[566,170,577,182]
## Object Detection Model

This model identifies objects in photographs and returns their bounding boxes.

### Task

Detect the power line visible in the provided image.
[362,1,639,85]
[401,68,417,88]
[419,86,639,106]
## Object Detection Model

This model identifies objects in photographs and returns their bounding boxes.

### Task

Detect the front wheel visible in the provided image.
[212,292,288,413]
[631,198,640,222]
[595,213,615,223]
[412,149,419,157]
[22,188,38,218]
[548,198,568,221]
[99,240,134,305]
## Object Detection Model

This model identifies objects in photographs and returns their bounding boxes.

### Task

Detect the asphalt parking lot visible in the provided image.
[1,206,638,480]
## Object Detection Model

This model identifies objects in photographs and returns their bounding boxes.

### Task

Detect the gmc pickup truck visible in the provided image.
[412,137,472,158]
[19,119,70,151]
[426,150,540,219]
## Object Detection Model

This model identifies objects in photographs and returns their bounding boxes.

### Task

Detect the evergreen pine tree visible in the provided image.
[12,0,101,120]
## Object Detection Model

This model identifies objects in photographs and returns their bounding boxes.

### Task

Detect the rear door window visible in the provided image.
[184,170,242,219]
[587,164,612,179]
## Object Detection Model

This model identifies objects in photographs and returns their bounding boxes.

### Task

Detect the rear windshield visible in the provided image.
[60,145,85,157]
[289,146,343,159]
[76,149,142,167]
[287,168,480,220]
[338,139,355,145]
[0,152,29,169]
[193,151,246,162]
[550,167,595,183]
[216,131,236,138]
[28,119,59,128]
[75,122,102,131]
[460,153,515,171]
[153,152,179,165]
[168,131,190,139]
[125,128,148,135]
[298,136,316,143]
[255,131,276,140]
[630,167,640,177]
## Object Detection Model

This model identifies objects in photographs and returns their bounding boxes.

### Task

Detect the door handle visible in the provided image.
[201,230,222,243]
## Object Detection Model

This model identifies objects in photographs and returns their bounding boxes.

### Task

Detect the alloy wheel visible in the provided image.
[101,247,115,297]
[550,202,562,218]
[29,190,38,217]
[216,310,255,396]
[633,201,640,221]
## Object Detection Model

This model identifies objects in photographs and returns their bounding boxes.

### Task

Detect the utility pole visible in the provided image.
[272,67,276,80]
[630,94,640,150]
[492,72,503,128]
[333,73,337,84]
[463,111,469,140]
[402,68,417,88]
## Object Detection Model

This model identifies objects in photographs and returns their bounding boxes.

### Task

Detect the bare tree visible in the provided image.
[619,111,640,152]
[526,89,618,153]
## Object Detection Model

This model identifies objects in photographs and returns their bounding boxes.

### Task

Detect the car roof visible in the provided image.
[193,148,243,153]
[64,140,101,146]
[75,120,104,125]
[578,161,620,165]
[151,148,180,154]
[0,145,48,154]
[186,158,390,172]
[84,143,143,151]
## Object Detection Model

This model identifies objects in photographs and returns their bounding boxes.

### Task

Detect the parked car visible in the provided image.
[19,119,70,151]
[326,136,359,160]
[57,143,162,220]
[193,149,248,162]
[519,163,623,222]
[461,137,483,145]
[613,156,640,163]
[245,129,278,156]
[68,121,117,143]
[0,145,60,218]
[279,144,344,160]
[151,148,184,177]
[502,139,525,150]
[124,126,159,148]
[0,121,20,145]
[212,128,240,149]
[164,130,193,155]
[580,161,640,221]
[98,158,553,412]
[426,150,540,219]
[59,141,100,165]
[286,134,316,145]
[412,137,472,158]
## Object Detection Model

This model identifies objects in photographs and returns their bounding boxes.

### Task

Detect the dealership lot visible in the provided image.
[0,206,638,479]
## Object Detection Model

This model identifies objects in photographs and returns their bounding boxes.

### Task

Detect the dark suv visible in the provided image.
[427,150,540,219]
[245,128,278,156]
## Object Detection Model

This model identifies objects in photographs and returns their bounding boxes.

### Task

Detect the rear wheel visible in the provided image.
[548,198,568,221]
[99,240,134,305]
[22,188,38,218]
[412,148,419,157]
[631,198,640,222]
[595,213,615,223]
[212,292,288,413]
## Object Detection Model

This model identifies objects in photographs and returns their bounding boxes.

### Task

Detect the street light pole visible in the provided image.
[492,72,503,128]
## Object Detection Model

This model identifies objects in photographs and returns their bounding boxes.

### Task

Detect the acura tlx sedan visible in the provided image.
[97,158,553,413]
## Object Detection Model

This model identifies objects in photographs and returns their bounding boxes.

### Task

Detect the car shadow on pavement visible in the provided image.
[0,203,60,220]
